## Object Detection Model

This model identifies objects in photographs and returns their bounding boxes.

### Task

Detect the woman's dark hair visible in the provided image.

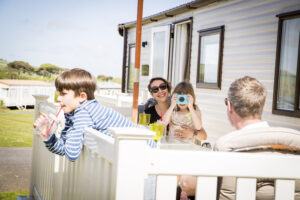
[147,77,172,93]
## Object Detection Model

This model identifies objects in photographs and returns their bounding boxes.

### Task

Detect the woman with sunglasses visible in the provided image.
[145,77,172,124]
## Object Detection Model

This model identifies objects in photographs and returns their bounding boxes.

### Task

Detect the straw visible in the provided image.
[44,106,63,139]
[161,112,163,121]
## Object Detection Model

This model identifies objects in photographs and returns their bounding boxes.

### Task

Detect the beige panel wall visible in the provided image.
[190,0,300,142]
[125,0,300,142]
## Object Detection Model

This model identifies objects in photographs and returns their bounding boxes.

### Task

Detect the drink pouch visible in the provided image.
[35,107,64,140]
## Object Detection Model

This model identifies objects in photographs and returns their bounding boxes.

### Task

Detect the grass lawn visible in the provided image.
[0,191,29,200]
[0,109,34,147]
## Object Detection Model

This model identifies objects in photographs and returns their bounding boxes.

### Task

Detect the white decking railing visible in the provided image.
[30,95,300,200]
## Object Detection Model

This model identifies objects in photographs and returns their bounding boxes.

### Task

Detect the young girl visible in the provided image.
[163,81,206,141]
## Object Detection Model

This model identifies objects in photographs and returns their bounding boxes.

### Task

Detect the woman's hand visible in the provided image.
[174,125,194,140]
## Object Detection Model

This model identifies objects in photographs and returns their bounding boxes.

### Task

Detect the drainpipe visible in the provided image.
[131,0,143,123]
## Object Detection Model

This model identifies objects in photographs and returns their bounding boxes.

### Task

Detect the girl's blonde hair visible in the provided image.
[172,81,197,110]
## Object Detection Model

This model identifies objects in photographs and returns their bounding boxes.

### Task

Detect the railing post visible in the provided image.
[32,95,49,120]
[29,95,49,198]
[109,127,154,200]
[116,93,122,107]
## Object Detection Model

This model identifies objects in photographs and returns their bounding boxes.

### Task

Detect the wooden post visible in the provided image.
[109,127,154,200]
[131,0,144,124]
[29,95,49,198]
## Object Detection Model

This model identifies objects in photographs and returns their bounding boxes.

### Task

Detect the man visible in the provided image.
[214,76,268,151]
[180,76,300,199]
[214,76,300,200]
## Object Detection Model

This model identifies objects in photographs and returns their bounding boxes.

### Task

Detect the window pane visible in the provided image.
[152,31,166,77]
[199,33,220,83]
[128,47,135,90]
[277,17,300,111]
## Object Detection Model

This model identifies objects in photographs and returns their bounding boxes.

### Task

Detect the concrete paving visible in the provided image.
[0,147,32,192]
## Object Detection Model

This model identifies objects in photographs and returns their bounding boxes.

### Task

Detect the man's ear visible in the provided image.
[79,92,88,103]
[227,101,234,113]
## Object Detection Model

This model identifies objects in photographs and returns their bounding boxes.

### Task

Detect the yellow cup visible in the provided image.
[150,123,164,142]
[139,113,151,125]
[156,123,164,140]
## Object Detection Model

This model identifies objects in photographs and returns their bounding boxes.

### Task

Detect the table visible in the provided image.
[157,136,211,151]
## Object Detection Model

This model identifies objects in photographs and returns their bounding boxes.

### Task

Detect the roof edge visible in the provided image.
[118,0,220,36]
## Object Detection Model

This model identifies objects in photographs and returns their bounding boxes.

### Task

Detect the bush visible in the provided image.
[0,100,6,110]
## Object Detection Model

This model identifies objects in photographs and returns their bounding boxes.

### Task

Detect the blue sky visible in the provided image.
[0,0,190,78]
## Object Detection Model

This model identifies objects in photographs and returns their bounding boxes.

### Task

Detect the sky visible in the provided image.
[0,0,190,78]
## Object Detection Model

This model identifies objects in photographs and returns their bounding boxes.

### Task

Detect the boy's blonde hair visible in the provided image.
[55,68,96,100]
[172,81,197,110]
[228,76,267,119]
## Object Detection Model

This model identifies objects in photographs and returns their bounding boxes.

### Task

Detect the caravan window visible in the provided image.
[196,26,224,89]
[273,10,300,118]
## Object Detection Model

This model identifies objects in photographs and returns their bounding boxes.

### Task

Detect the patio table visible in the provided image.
[158,135,211,151]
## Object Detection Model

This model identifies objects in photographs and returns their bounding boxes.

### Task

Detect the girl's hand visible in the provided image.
[187,95,194,109]
[170,94,178,109]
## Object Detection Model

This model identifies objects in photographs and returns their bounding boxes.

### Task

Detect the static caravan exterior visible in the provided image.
[118,0,300,141]
[0,80,55,108]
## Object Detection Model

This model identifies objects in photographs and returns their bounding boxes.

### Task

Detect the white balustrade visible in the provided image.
[29,95,300,200]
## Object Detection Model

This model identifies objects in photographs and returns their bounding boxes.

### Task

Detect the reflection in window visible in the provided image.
[152,31,166,77]
[197,26,224,89]
[273,11,300,117]
[128,45,135,91]
[199,34,219,83]
[277,18,299,110]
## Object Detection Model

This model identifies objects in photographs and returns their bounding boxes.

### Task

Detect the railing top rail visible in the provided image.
[147,149,300,179]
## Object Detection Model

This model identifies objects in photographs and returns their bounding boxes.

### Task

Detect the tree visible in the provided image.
[7,61,35,75]
[39,63,63,74]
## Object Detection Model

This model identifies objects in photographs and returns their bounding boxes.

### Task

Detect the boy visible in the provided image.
[34,68,155,161]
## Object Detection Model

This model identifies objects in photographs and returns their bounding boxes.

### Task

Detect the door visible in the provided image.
[169,18,192,87]
[150,26,170,79]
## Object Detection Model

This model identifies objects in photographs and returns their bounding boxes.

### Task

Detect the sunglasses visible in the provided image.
[150,83,168,93]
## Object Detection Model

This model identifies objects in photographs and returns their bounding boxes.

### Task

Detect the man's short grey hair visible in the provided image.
[228,76,267,119]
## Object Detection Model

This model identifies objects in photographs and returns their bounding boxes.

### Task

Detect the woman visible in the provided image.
[144,77,171,124]
[145,77,206,141]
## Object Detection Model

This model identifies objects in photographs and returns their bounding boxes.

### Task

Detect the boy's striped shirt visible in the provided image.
[45,99,156,161]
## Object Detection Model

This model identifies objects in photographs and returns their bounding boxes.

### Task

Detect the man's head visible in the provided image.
[55,68,97,113]
[227,76,267,120]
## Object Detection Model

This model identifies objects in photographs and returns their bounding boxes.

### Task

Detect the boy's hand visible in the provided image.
[33,113,49,137]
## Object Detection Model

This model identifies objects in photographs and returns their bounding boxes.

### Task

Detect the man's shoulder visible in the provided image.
[214,126,300,152]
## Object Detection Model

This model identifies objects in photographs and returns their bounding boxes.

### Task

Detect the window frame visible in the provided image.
[196,25,224,89]
[272,10,300,118]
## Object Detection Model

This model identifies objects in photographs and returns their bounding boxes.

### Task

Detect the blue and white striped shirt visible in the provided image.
[44,99,156,161]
